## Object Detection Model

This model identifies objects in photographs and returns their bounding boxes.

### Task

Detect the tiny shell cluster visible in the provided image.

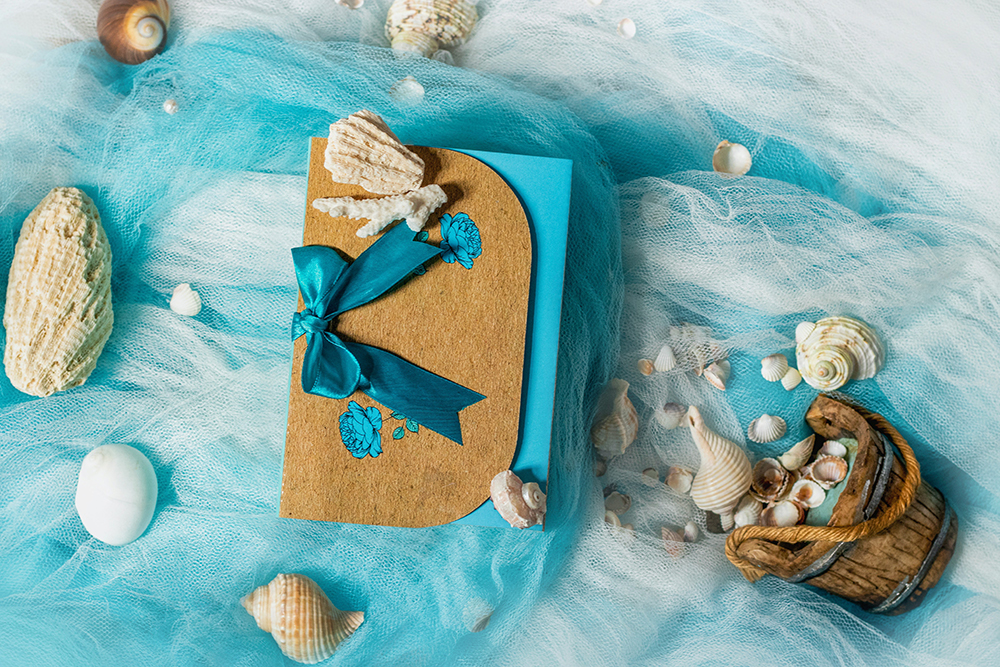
[637,324,731,391]
[490,470,546,529]
[795,316,885,391]
[385,0,478,58]
[324,110,425,195]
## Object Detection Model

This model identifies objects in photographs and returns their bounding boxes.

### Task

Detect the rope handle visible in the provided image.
[725,404,922,582]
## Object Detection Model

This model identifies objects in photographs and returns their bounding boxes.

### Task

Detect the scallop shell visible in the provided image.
[795,321,817,344]
[790,479,826,509]
[590,378,639,459]
[750,458,789,503]
[760,500,805,527]
[747,414,786,443]
[312,184,447,237]
[604,491,631,515]
[712,140,752,176]
[241,574,363,664]
[666,466,693,494]
[594,459,607,477]
[4,188,114,397]
[490,470,545,528]
[777,435,815,471]
[97,0,170,65]
[654,344,677,372]
[733,495,763,528]
[818,439,848,458]
[324,110,425,195]
[760,354,789,382]
[654,402,687,430]
[385,0,478,57]
[795,316,885,391]
[807,455,849,490]
[781,367,802,390]
[703,359,731,390]
[686,406,752,526]
[169,283,201,316]
[661,526,684,556]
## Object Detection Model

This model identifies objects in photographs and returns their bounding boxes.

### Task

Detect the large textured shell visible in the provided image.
[4,188,113,397]
[241,574,364,664]
[686,406,752,521]
[590,378,638,459]
[324,110,425,195]
[97,0,170,65]
[795,316,885,391]
[490,470,545,528]
[385,0,478,57]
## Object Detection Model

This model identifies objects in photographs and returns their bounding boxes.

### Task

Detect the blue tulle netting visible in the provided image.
[2,1,1000,665]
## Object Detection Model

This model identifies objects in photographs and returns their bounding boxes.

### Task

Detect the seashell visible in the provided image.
[790,478,826,509]
[4,187,114,397]
[703,359,731,390]
[617,18,637,39]
[807,455,849,490]
[338,0,365,8]
[389,76,425,107]
[795,316,885,391]
[431,49,455,65]
[97,0,170,65]
[590,378,639,459]
[242,574,363,664]
[324,110,425,195]
[760,500,805,527]
[169,283,202,317]
[654,402,687,430]
[781,367,802,391]
[661,526,684,556]
[162,98,178,114]
[686,406,752,529]
[385,0,478,58]
[750,458,789,503]
[760,354,789,382]
[666,323,723,373]
[594,459,607,477]
[666,466,693,494]
[683,521,699,543]
[818,440,848,458]
[641,468,659,486]
[747,414,787,443]
[490,470,545,529]
[312,184,447,237]
[795,321,817,344]
[654,344,677,372]
[463,598,492,633]
[734,495,763,528]
[75,444,157,546]
[604,510,622,528]
[637,358,654,376]
[712,140,752,176]
[777,434,815,471]
[604,491,631,515]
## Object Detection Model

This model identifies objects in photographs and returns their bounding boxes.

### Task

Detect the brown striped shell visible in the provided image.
[97,0,170,65]
[590,378,639,459]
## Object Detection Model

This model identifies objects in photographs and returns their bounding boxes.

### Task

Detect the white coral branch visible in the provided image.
[312,184,448,238]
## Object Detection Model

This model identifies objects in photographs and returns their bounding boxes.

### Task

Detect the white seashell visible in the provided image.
[747,414,787,443]
[324,110,425,195]
[389,76,425,107]
[604,491,631,515]
[703,359,731,390]
[162,98,178,114]
[666,466,693,494]
[712,140,752,176]
[337,0,364,8]
[75,444,157,546]
[590,379,638,459]
[604,510,622,528]
[312,184,447,237]
[617,18,636,39]
[4,187,114,397]
[522,482,546,512]
[654,402,687,430]
[637,358,654,376]
[818,440,848,458]
[169,283,202,316]
[661,526,684,556]
[781,367,802,391]
[653,344,677,372]
[760,500,805,527]
[594,459,607,477]
[777,435,815,471]
[686,406,752,528]
[790,479,826,509]
[97,0,170,65]
[242,574,363,663]
[683,521,699,543]
[795,316,885,391]
[385,0,478,57]
[807,455,849,490]
[750,458,789,503]
[463,598,492,633]
[641,468,659,486]
[760,354,789,382]
[734,495,763,528]
[795,321,817,344]
[490,470,545,528]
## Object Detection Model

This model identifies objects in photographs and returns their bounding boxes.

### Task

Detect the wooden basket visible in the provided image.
[725,395,958,615]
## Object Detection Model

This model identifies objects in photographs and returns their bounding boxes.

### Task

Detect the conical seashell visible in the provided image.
[604,491,631,515]
[747,414,786,443]
[666,466,693,494]
[641,468,659,486]
[712,140,752,176]
[97,0,170,65]
[169,283,201,316]
[780,367,802,390]
[760,354,789,382]
[637,358,655,376]
[654,344,677,372]
[777,435,815,471]
[790,479,826,509]
[750,458,789,503]
[654,402,687,430]
[683,521,699,543]
[590,379,639,459]
[760,500,805,527]
[686,406,752,527]
[490,470,544,528]
[795,316,885,391]
[324,110,425,195]
[734,495,763,528]
[604,510,622,527]
[703,359,731,390]
[385,0,478,57]
[4,188,114,397]
[807,455,849,490]
[241,574,363,664]
[818,440,848,458]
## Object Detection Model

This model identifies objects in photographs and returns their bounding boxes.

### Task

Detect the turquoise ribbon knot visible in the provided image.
[292,222,485,445]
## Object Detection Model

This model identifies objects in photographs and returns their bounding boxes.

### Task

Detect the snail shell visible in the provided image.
[795,316,885,391]
[97,0,170,65]
[686,406,752,526]
[490,470,545,528]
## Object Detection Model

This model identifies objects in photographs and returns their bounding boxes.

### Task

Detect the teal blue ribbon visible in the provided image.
[292,222,485,445]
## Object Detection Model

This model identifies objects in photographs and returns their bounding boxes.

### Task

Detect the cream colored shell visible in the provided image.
[777,434,815,471]
[760,354,789,382]
[795,316,885,391]
[385,0,478,57]
[747,414,786,443]
[686,406,752,523]
[490,470,545,528]
[324,110,425,195]
[4,187,113,397]
[590,378,638,459]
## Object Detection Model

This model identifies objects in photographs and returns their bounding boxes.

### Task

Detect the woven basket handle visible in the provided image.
[725,406,922,583]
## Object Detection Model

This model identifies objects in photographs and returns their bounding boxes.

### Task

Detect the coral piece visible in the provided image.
[97,0,170,64]
[703,359,731,390]
[795,316,885,391]
[490,470,545,528]
[780,367,802,390]
[590,378,638,459]
[385,0,478,57]
[760,354,789,382]
[75,444,157,546]
[324,110,425,195]
[169,283,202,316]
[712,140,752,176]
[4,187,114,397]
[778,435,815,471]
[747,414,787,443]
[654,402,687,430]
[312,184,447,238]
[686,406,752,529]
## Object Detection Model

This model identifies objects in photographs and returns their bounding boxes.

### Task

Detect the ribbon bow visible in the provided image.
[292,222,485,445]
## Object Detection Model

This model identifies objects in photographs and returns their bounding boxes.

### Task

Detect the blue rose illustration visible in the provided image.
[439,213,483,270]
[338,400,383,458]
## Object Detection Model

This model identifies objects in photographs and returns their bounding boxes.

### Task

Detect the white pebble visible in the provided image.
[617,18,636,39]
[75,445,158,546]
[163,99,178,114]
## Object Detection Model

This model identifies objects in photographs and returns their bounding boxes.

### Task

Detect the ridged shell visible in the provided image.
[790,479,826,509]
[666,466,693,494]
[734,495,763,528]
[654,344,676,372]
[747,414,786,443]
[750,458,789,503]
[97,0,170,65]
[760,354,789,382]
[703,359,730,390]
[490,470,545,528]
[324,110,425,195]
[686,406,752,523]
[385,0,478,57]
[241,574,363,664]
[637,358,654,375]
[807,455,849,490]
[760,500,805,527]
[604,491,631,515]
[169,283,201,316]
[781,367,802,390]
[795,316,885,391]
[818,439,848,458]
[777,434,815,471]
[654,402,687,430]
[4,188,114,397]
[590,378,638,459]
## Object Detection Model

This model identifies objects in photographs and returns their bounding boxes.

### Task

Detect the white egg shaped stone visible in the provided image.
[75,444,158,546]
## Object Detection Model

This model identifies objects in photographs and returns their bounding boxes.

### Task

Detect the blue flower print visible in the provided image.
[339,401,383,458]
[439,213,483,270]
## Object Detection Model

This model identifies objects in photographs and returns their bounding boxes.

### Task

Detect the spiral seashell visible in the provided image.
[780,367,802,390]
[241,574,363,664]
[590,378,639,459]
[777,434,815,471]
[760,500,805,527]
[712,140,752,176]
[490,470,545,528]
[790,478,826,509]
[654,402,687,430]
[666,466,693,494]
[818,439,848,458]
[97,0,170,65]
[807,455,849,490]
[760,354,789,382]
[795,316,885,391]
[385,0,478,58]
[522,482,546,512]
[703,359,730,390]
[686,406,752,528]
[747,414,786,443]
[654,344,677,372]
[733,495,763,528]
[169,283,201,316]
[750,458,789,503]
